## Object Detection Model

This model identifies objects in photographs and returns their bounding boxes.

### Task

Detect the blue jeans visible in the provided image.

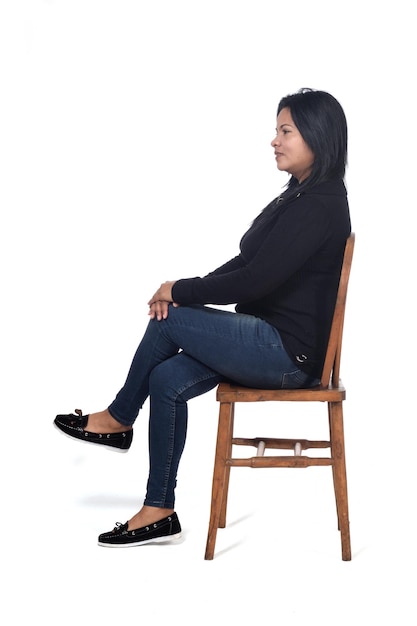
[108,305,317,508]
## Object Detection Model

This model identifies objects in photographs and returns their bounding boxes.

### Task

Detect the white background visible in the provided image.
[1,1,416,624]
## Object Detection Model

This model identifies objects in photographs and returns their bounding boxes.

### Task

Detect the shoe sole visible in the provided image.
[53,422,131,453]
[98,532,182,548]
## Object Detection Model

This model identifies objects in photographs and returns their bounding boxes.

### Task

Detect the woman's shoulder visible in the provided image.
[280,179,350,237]
[303,178,347,199]
[294,179,349,216]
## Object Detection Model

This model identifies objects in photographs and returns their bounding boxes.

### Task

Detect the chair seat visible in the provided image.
[216,381,346,403]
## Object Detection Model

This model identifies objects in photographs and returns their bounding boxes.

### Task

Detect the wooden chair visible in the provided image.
[205,233,355,560]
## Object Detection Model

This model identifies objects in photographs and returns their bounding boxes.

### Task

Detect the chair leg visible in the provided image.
[328,403,340,531]
[204,401,233,560]
[219,402,234,528]
[329,401,352,561]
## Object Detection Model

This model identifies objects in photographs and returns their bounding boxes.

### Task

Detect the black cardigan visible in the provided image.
[172,179,351,378]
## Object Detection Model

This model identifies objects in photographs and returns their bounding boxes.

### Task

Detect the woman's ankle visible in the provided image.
[128,506,175,530]
[86,410,132,433]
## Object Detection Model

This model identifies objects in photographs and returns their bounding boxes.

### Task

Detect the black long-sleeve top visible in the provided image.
[172,179,351,378]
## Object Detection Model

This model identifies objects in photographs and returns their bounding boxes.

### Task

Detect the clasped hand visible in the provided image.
[148,280,178,320]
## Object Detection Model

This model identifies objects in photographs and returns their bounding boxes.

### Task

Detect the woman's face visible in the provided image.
[271,107,314,182]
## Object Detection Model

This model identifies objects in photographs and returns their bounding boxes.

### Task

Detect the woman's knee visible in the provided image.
[149,359,181,398]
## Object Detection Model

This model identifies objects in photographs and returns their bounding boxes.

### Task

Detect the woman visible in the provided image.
[55,88,351,547]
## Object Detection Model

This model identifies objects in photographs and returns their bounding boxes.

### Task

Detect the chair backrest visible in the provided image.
[320,233,355,388]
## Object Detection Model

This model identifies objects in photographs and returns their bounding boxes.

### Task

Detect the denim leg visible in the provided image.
[109,304,314,426]
[108,316,181,425]
[152,304,297,389]
[107,304,316,508]
[144,353,222,508]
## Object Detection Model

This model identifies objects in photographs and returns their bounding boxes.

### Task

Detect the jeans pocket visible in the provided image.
[281,368,312,389]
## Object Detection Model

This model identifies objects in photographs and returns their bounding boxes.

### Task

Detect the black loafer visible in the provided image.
[54,409,133,452]
[98,513,182,548]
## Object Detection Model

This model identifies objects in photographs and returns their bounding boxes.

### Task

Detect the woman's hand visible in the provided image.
[148,281,178,320]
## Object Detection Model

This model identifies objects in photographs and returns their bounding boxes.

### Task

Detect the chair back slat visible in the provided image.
[320,233,355,388]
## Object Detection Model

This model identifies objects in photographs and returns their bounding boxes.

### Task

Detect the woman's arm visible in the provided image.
[171,196,338,306]
[147,255,245,320]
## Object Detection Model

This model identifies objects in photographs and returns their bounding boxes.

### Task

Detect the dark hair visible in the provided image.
[277,88,348,201]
